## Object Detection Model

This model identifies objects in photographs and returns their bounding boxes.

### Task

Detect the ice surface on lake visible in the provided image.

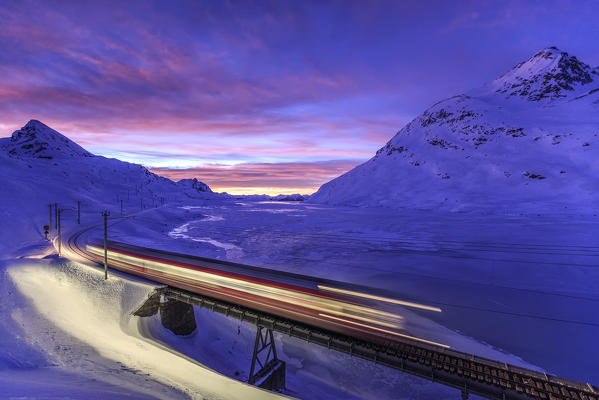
[203,215,224,222]
[169,218,243,259]
[126,199,599,386]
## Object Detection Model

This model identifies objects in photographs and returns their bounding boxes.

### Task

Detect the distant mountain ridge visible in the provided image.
[310,47,599,212]
[0,120,214,205]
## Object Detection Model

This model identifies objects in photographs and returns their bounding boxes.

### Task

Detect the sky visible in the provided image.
[1,0,598,195]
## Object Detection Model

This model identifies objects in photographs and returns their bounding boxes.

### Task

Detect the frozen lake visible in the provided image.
[107,199,599,387]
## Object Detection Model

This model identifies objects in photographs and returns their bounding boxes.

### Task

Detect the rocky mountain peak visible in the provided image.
[491,46,597,101]
[311,47,599,212]
[177,178,212,193]
[6,120,93,159]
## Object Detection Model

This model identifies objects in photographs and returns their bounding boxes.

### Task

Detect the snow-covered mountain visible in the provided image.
[4,119,93,158]
[0,120,214,202]
[311,47,599,212]
[271,193,308,201]
[176,178,212,193]
[0,120,214,255]
[490,46,598,101]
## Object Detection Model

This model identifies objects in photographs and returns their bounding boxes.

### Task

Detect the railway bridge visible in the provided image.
[62,223,598,400]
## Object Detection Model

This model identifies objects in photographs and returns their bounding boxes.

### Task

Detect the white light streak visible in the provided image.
[317,285,442,312]
[318,313,450,349]
[86,246,404,330]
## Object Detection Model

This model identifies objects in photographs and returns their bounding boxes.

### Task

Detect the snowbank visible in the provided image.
[5,259,287,400]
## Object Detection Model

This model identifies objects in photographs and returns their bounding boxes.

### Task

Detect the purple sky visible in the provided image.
[1,0,598,194]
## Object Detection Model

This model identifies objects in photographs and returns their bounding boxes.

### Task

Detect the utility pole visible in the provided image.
[54,203,58,230]
[57,208,61,256]
[77,200,81,224]
[102,210,110,280]
[49,204,53,240]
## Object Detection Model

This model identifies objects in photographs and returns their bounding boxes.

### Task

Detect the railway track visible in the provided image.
[166,287,599,400]
[62,221,599,400]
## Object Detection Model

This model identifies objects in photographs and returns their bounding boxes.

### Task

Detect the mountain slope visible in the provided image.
[310,47,599,212]
[0,120,214,255]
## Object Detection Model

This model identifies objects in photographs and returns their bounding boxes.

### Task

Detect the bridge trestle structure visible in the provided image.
[163,287,598,400]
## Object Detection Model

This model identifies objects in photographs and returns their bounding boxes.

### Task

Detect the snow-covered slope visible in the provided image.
[0,120,214,255]
[310,47,599,212]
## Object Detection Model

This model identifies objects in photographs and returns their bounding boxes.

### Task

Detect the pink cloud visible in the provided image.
[151,160,361,195]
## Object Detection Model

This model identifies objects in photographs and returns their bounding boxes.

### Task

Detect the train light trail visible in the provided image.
[317,285,442,312]
[318,313,450,348]
[74,240,599,400]
[323,309,403,329]
[86,244,406,332]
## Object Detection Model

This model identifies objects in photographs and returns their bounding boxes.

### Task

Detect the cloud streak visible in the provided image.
[151,160,361,195]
